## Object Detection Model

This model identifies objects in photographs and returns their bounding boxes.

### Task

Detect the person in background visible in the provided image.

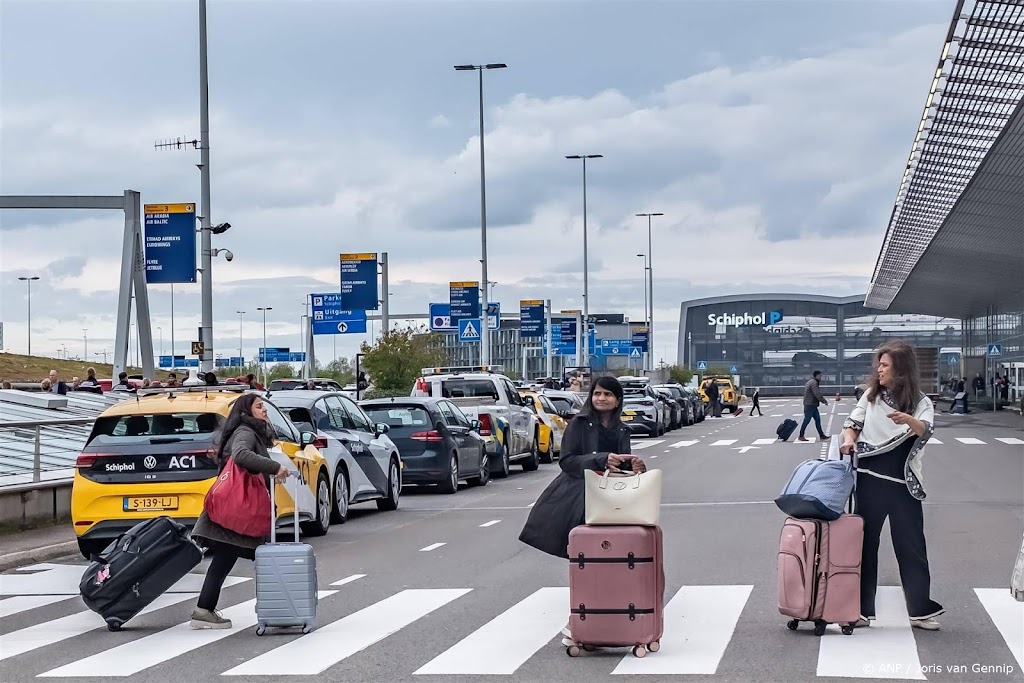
[79,367,102,393]
[166,372,179,387]
[841,340,943,631]
[71,377,81,391]
[704,378,721,417]
[40,379,52,392]
[111,372,133,392]
[48,370,68,395]
[142,378,152,389]
[751,387,763,416]
[204,372,219,387]
[798,370,829,442]
[246,373,258,390]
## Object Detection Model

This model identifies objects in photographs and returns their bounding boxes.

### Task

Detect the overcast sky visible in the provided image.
[0,0,951,368]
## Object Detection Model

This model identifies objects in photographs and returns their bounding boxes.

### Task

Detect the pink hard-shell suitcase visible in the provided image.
[566,525,665,657]
[777,513,863,635]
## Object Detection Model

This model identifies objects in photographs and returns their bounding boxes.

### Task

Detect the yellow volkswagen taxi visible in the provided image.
[72,385,332,558]
[520,390,567,463]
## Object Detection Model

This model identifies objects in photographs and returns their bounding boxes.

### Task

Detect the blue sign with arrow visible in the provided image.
[600,339,634,355]
[310,293,368,335]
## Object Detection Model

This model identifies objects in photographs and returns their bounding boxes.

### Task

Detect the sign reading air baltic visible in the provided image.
[708,309,784,328]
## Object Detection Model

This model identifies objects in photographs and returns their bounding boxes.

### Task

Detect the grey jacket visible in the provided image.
[803,378,827,407]
[192,423,281,554]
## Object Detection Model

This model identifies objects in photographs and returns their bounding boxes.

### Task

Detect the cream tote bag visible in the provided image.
[584,469,663,526]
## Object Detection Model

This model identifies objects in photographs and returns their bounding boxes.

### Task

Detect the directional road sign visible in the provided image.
[459,318,482,342]
[310,293,367,335]
[144,203,196,283]
[632,328,649,352]
[431,302,498,332]
[339,253,378,310]
[520,300,545,338]
[599,339,633,355]
[450,282,481,323]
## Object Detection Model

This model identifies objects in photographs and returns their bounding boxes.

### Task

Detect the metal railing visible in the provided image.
[0,417,95,490]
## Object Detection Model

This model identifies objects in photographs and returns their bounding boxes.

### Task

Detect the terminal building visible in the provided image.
[676,294,963,395]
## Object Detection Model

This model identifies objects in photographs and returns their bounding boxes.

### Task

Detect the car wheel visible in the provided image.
[77,538,107,560]
[300,469,331,537]
[376,458,401,510]
[521,433,540,471]
[438,454,458,494]
[331,466,349,524]
[468,449,489,487]
[539,436,553,464]
[492,445,511,479]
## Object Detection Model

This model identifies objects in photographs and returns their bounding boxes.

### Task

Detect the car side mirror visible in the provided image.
[375,422,390,437]
[299,431,317,447]
[470,419,481,432]
[522,395,536,407]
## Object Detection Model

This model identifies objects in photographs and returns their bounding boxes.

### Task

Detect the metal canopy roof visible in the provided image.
[866,0,1024,317]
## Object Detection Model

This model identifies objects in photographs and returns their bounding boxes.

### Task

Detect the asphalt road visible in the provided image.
[1,398,1022,683]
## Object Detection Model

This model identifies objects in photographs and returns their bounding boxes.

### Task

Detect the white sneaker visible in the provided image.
[910,618,940,631]
[854,617,870,628]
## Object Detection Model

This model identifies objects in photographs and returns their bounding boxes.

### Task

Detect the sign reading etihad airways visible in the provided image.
[708,309,784,328]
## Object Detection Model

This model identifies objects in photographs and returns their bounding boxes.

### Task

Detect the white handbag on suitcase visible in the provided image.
[1012,532,1024,602]
[584,469,662,526]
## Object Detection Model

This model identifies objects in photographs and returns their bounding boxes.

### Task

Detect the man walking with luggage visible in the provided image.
[798,370,829,442]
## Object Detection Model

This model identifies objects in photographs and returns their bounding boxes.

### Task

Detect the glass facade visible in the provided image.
[962,306,1024,403]
[677,295,963,396]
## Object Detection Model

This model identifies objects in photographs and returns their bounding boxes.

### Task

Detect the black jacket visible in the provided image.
[518,414,632,559]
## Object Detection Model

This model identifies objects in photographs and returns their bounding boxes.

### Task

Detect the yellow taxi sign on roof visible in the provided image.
[339,253,377,261]
[144,203,195,214]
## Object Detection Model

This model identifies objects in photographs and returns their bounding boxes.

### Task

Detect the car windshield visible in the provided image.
[440,379,499,399]
[363,405,432,429]
[88,412,222,445]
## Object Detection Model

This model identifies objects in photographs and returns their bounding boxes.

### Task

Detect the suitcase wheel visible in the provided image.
[255,625,267,636]
[813,620,827,636]
[786,619,799,631]
[107,621,122,632]
[632,645,648,658]
[648,640,661,653]
[302,624,314,634]
[841,624,855,636]
[566,645,581,658]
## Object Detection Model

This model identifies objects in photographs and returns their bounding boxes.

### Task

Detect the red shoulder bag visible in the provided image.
[204,457,272,537]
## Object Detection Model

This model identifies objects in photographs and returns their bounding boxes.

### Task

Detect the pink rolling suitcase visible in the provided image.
[566,525,665,658]
[777,513,863,635]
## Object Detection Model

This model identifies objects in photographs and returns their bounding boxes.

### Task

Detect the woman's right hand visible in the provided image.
[274,466,289,482]
[839,438,857,456]
[606,454,632,472]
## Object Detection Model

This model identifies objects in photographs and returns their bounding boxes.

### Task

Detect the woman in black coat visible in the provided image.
[519,376,647,559]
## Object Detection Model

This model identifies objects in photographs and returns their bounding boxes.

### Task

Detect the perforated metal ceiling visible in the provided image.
[866,0,1024,317]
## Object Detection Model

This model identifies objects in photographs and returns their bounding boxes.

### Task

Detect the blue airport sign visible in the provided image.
[458,318,483,342]
[520,300,545,338]
[544,320,596,356]
[599,339,634,355]
[258,347,305,363]
[730,365,738,374]
[449,282,481,323]
[144,203,196,284]
[339,253,378,310]
[429,303,455,332]
[311,293,367,335]
[215,357,246,368]
[632,329,650,352]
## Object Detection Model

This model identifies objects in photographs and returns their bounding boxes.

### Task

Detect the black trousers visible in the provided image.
[799,405,825,437]
[752,400,763,416]
[856,473,944,620]
[198,544,243,611]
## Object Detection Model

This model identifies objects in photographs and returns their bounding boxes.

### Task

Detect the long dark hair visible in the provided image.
[580,376,624,425]
[215,393,274,462]
[866,340,920,414]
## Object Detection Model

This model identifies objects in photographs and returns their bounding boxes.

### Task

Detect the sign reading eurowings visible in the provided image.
[708,309,783,328]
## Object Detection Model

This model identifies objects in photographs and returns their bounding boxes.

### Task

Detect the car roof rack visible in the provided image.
[136,384,249,398]
[420,365,504,376]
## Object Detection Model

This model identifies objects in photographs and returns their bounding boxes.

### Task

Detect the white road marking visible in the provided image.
[0,594,74,618]
[956,437,986,445]
[39,591,338,677]
[710,439,738,446]
[223,589,471,676]
[330,574,367,587]
[0,562,247,596]
[816,586,924,679]
[612,585,753,675]
[929,438,943,444]
[752,438,777,445]
[630,440,665,450]
[995,437,1024,445]
[415,587,568,675]
[419,543,446,552]
[975,588,1024,668]
[527,502,535,508]
[795,437,818,444]
[669,440,699,449]
[650,455,659,459]
[0,592,197,661]
[479,520,501,527]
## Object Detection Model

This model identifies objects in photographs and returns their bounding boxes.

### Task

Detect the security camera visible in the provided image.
[224,249,234,262]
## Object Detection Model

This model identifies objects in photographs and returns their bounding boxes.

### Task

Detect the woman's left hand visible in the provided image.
[629,456,647,474]
[887,411,913,426]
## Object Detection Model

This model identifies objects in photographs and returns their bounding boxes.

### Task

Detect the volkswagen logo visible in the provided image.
[143,456,158,470]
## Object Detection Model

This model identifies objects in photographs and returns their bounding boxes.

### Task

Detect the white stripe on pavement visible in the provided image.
[995,437,1024,445]
[612,585,752,675]
[223,589,471,676]
[419,543,446,552]
[816,586,924,679]
[330,574,366,587]
[39,591,338,677]
[0,592,197,661]
[415,587,568,675]
[929,439,943,445]
[975,588,1024,668]
[479,520,501,527]
[752,438,777,445]
[0,595,75,618]
[630,440,665,450]
[956,437,986,445]
[669,440,699,449]
[795,437,818,444]
[710,440,737,446]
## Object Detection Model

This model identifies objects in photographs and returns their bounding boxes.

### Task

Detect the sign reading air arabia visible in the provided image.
[708,309,784,328]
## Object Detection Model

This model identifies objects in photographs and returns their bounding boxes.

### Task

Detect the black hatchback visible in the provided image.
[361,397,489,493]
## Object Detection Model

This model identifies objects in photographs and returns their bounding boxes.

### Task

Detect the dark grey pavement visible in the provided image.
[1,398,1021,682]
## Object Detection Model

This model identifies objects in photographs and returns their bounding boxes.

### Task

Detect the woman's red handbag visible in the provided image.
[204,457,272,537]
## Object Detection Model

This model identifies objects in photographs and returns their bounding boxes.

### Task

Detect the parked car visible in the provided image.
[620,382,666,436]
[654,384,693,426]
[72,385,332,559]
[270,390,402,522]
[680,386,706,422]
[520,390,568,462]
[541,390,584,418]
[654,386,686,428]
[269,378,345,392]
[362,397,489,493]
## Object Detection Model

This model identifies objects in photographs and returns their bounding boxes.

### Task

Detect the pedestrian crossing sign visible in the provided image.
[987,344,1002,357]
[696,360,708,371]
[630,347,642,359]
[459,318,481,342]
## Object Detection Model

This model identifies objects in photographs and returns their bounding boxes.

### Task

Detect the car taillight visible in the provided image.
[477,414,493,436]
[641,400,655,407]
[410,430,445,442]
[313,437,328,449]
[76,453,111,468]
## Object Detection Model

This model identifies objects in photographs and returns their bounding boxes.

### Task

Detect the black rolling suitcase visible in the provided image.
[79,516,204,630]
[776,418,798,442]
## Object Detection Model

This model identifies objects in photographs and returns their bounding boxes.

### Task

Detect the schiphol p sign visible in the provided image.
[708,309,783,328]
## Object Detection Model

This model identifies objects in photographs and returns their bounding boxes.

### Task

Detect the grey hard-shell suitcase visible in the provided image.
[254,474,318,635]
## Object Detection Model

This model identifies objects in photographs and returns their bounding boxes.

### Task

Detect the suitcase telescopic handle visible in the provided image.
[268,471,301,544]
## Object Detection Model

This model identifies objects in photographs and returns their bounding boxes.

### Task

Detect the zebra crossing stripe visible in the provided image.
[974,588,1024,668]
[956,437,985,445]
[222,588,471,676]
[929,439,943,445]
[630,440,665,451]
[710,440,738,446]
[752,438,776,446]
[38,591,339,677]
[414,587,568,675]
[0,595,75,618]
[995,437,1024,445]
[0,592,197,662]
[612,585,752,675]
[669,440,699,449]
[816,586,925,679]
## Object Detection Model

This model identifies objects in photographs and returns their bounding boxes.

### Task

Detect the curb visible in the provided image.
[0,540,78,572]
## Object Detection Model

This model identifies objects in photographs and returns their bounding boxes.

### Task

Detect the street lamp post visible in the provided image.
[83,329,88,363]
[18,276,40,356]
[157,327,164,357]
[636,212,663,372]
[636,254,649,373]
[455,62,506,369]
[257,307,272,386]
[566,155,602,319]
[236,310,245,366]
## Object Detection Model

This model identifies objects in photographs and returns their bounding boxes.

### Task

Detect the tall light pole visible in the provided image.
[636,212,663,372]
[83,329,88,363]
[237,310,245,364]
[157,326,164,357]
[18,276,40,356]
[198,0,215,372]
[455,62,506,369]
[636,253,648,328]
[257,307,272,385]
[566,154,602,319]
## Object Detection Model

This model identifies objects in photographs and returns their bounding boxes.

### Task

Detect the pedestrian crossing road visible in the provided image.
[1,563,1021,680]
